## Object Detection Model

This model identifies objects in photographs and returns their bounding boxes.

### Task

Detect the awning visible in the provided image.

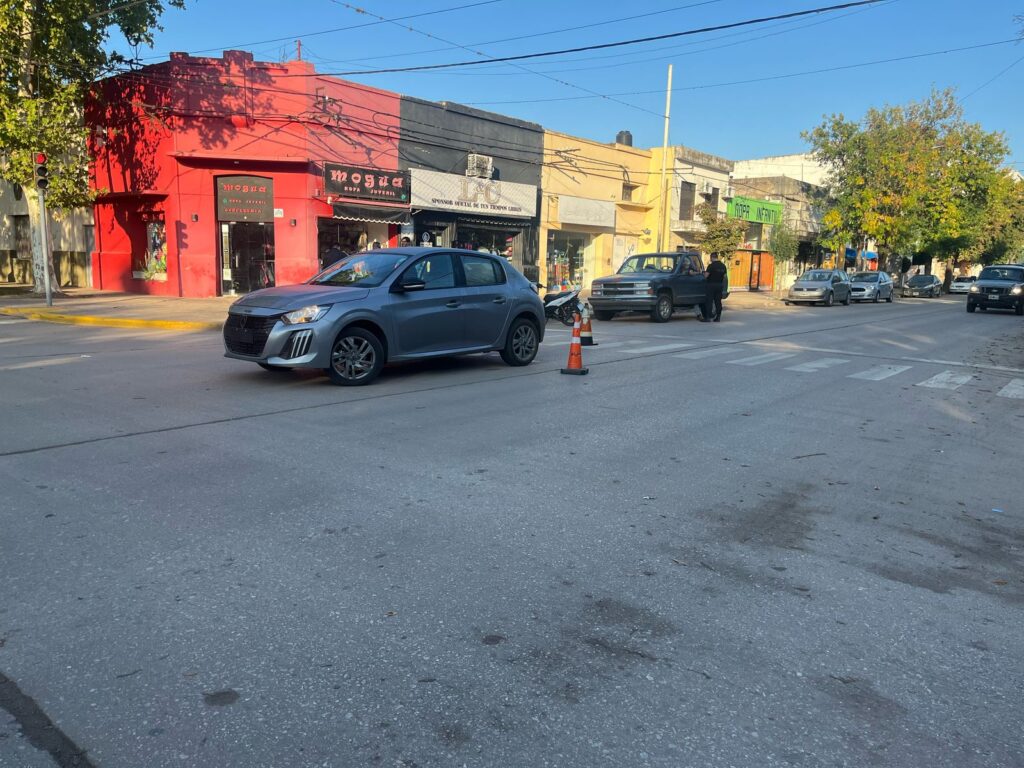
[332,203,410,225]
[456,215,532,229]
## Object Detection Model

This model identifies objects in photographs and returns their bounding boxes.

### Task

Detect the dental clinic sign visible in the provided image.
[410,168,536,218]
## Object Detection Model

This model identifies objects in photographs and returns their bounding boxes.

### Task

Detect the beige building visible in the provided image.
[540,131,653,290]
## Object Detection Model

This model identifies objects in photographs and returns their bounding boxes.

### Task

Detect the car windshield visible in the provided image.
[851,273,878,282]
[908,275,933,286]
[800,271,832,282]
[618,255,680,274]
[978,267,1024,282]
[953,276,974,282]
[309,251,410,287]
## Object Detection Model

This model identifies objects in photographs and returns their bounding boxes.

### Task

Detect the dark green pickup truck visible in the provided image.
[589,251,726,323]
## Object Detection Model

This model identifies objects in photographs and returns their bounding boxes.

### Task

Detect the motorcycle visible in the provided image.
[535,284,582,327]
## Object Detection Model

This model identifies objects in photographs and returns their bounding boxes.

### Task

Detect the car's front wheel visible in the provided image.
[1016,301,1024,316]
[650,293,673,323]
[966,302,976,313]
[823,292,834,307]
[500,317,539,366]
[327,327,384,386]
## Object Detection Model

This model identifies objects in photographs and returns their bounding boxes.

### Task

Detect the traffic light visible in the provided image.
[33,152,49,191]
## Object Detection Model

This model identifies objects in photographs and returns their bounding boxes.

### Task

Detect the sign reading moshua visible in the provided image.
[727,195,783,226]
[324,163,410,203]
[216,175,274,222]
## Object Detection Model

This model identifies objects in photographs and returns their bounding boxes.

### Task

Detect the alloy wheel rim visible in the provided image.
[332,336,375,380]
[659,298,671,318]
[511,324,536,360]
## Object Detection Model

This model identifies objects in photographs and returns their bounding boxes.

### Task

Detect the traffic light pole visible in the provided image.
[38,190,52,307]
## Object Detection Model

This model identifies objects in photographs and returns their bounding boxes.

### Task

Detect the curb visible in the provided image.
[0,307,222,332]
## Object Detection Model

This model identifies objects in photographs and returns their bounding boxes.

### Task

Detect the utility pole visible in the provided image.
[296,39,302,61]
[657,64,673,252]
[38,190,52,306]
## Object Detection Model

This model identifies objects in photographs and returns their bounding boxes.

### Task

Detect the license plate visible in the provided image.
[989,295,1000,301]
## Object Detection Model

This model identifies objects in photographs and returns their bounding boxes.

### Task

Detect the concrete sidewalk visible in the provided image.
[0,286,788,332]
[0,288,233,331]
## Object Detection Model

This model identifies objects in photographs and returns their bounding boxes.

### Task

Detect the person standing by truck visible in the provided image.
[701,253,728,322]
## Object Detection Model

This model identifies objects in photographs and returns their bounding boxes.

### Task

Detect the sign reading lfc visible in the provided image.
[410,168,536,218]
[216,175,274,222]
[324,163,409,203]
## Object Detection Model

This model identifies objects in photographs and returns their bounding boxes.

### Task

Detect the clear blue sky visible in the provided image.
[112,0,1024,168]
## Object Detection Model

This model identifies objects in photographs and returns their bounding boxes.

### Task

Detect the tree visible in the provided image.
[0,0,184,295]
[768,220,798,292]
[803,89,1010,275]
[697,202,747,261]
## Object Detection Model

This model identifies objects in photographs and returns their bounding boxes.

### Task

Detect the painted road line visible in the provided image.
[785,357,850,373]
[726,352,798,366]
[624,343,694,354]
[674,347,739,359]
[848,364,913,381]
[916,371,972,391]
[996,379,1024,399]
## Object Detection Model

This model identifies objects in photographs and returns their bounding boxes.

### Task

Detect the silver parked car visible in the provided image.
[849,271,894,303]
[785,269,852,307]
[223,247,545,386]
[949,275,976,294]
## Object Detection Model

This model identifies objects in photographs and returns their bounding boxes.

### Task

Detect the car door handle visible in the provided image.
[446,301,461,308]
[492,297,506,304]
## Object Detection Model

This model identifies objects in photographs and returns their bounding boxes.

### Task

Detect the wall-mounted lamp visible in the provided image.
[289,219,297,227]
[190,214,199,222]
[642,228,651,235]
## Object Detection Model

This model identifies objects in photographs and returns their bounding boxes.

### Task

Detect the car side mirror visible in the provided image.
[393,278,426,293]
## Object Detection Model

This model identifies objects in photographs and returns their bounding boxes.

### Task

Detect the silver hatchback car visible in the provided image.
[223,247,545,385]
[785,269,852,306]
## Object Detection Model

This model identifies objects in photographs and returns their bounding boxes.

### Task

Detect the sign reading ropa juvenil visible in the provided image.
[324,163,410,204]
[216,176,274,222]
[727,195,783,226]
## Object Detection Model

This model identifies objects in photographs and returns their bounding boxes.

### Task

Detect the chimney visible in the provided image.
[615,130,633,147]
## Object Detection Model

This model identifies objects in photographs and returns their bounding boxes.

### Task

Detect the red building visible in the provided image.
[87,51,406,297]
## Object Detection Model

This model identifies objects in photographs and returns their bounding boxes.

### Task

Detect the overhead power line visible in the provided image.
[282,0,888,77]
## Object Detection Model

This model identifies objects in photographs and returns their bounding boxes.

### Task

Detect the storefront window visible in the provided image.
[546,232,589,290]
[455,226,515,259]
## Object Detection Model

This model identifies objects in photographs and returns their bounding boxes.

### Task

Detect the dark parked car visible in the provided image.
[588,251,723,323]
[785,269,852,306]
[902,274,942,298]
[966,264,1024,315]
[849,271,894,303]
[223,247,545,385]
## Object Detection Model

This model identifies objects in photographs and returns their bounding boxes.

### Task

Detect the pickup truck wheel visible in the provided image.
[593,310,616,321]
[966,302,976,313]
[650,293,673,323]
[1015,301,1024,316]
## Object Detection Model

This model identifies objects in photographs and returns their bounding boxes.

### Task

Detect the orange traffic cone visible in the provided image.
[579,303,597,347]
[561,313,589,376]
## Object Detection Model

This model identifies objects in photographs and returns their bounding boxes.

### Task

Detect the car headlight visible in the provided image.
[969,285,979,293]
[282,305,330,324]
[1011,286,1022,295]
[590,285,603,295]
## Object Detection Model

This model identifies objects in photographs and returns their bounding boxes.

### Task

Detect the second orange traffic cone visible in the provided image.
[561,313,589,376]
[579,303,597,347]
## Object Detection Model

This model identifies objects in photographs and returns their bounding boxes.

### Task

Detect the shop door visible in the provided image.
[220,222,275,295]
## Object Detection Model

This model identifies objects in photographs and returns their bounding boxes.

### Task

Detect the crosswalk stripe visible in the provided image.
[996,379,1024,399]
[726,352,797,366]
[624,342,693,354]
[916,371,972,390]
[785,357,849,373]
[848,364,913,381]
[673,347,738,359]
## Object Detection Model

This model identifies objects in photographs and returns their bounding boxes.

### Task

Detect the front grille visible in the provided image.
[224,313,279,356]
[281,329,314,359]
[982,286,1006,296]
[601,283,646,296]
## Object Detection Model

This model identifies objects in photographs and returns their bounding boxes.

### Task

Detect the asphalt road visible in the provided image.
[1,296,1022,768]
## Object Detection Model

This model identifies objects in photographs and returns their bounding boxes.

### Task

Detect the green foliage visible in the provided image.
[768,220,799,264]
[697,202,747,259]
[803,89,1011,265]
[0,0,184,207]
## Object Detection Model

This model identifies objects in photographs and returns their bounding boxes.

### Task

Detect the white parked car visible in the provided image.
[949,275,976,294]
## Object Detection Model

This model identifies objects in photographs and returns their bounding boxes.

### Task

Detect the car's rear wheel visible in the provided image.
[650,293,673,323]
[500,317,539,366]
[823,292,834,307]
[327,327,384,386]
[593,310,616,321]
[886,290,893,303]
[842,293,850,306]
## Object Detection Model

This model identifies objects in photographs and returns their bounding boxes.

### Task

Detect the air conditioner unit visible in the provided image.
[723,186,734,200]
[466,153,494,179]
[700,181,714,195]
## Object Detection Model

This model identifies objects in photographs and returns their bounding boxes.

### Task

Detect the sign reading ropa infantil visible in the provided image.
[324,163,409,203]
[216,175,274,222]
[727,195,783,226]
[410,168,537,219]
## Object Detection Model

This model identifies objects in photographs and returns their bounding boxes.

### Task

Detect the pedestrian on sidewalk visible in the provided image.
[701,253,727,322]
